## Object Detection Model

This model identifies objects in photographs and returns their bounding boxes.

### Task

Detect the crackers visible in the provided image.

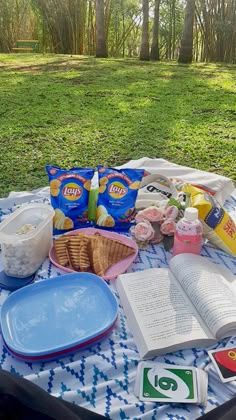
[54,235,70,267]
[54,232,136,277]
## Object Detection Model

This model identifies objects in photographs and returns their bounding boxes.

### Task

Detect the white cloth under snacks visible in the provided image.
[119,157,235,205]
[0,159,236,419]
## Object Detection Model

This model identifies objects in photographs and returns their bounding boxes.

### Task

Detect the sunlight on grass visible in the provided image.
[0,55,235,196]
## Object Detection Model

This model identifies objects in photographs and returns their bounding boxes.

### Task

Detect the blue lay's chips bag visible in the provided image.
[46,165,95,234]
[96,166,144,230]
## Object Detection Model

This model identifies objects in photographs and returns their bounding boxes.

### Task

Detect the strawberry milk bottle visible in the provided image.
[172,207,203,257]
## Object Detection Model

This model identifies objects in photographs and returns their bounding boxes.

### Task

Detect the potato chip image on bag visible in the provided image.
[46,165,95,234]
[96,166,144,230]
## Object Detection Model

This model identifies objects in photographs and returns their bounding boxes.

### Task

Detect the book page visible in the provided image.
[170,254,236,339]
[116,268,214,358]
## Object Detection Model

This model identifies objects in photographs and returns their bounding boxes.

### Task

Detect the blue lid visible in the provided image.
[1,273,118,357]
[0,270,35,291]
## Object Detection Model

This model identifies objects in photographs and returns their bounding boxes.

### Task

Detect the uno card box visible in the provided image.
[134,362,208,405]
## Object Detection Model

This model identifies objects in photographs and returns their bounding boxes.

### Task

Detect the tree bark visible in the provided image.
[140,0,149,60]
[95,0,107,57]
[168,0,173,59]
[178,0,195,63]
[150,0,161,60]
[172,0,176,59]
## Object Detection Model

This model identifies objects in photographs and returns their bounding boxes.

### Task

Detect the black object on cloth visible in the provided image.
[0,369,106,420]
[197,397,236,420]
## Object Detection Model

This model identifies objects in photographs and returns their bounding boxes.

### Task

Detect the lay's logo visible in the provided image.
[108,182,127,199]
[62,183,82,201]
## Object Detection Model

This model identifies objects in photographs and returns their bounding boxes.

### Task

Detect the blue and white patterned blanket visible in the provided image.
[0,189,236,420]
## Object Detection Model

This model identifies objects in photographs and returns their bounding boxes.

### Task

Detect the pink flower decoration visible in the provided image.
[135,206,164,223]
[150,233,164,244]
[160,218,176,236]
[165,205,179,220]
[133,221,155,241]
[135,212,146,223]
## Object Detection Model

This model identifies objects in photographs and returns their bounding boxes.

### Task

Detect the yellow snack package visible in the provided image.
[183,184,236,256]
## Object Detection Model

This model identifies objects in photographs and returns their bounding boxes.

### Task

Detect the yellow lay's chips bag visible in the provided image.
[183,184,236,256]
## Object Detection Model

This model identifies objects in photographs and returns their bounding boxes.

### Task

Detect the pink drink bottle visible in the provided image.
[172,207,203,257]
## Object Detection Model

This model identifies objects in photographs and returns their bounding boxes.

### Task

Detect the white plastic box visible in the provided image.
[0,204,54,278]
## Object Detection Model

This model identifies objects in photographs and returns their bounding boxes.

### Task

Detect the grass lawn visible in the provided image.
[0,54,235,197]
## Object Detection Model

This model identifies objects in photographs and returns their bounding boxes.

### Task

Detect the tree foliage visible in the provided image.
[0,0,235,63]
[0,0,37,52]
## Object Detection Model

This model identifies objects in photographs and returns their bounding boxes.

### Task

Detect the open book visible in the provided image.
[116,254,236,359]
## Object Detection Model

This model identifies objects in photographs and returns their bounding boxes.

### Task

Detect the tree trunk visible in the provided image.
[95,0,107,57]
[178,0,195,63]
[87,0,95,55]
[150,0,161,60]
[216,0,225,62]
[78,0,87,55]
[172,0,176,59]
[122,0,125,57]
[140,0,149,60]
[168,0,173,59]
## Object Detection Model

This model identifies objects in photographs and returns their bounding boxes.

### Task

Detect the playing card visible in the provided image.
[137,362,198,403]
[208,347,236,383]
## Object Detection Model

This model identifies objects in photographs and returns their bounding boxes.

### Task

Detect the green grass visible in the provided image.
[0,54,235,197]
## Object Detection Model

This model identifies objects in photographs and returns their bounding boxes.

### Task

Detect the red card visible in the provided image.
[214,348,236,372]
[209,347,236,383]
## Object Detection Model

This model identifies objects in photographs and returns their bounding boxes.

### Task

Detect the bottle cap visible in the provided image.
[184,207,198,221]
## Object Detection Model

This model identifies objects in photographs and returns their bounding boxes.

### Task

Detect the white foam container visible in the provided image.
[0,204,54,278]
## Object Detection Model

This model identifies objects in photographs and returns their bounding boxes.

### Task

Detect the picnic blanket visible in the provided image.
[0,159,236,420]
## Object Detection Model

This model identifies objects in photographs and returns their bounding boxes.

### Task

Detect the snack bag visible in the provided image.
[96,166,144,230]
[46,165,95,234]
[183,184,236,256]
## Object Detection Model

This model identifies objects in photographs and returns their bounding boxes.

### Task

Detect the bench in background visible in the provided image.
[12,40,39,53]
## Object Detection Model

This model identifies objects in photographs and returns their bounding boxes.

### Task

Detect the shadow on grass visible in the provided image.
[0,56,235,195]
